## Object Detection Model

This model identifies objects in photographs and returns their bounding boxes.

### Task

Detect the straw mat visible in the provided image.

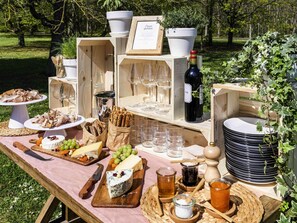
[141,183,264,223]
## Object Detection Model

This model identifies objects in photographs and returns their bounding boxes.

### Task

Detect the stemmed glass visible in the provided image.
[141,63,157,111]
[128,63,144,107]
[156,62,171,114]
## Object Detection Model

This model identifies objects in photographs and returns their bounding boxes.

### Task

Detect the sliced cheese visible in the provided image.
[71,141,102,159]
[115,154,143,172]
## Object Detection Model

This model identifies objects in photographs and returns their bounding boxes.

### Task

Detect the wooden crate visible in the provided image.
[211,83,281,200]
[76,37,128,118]
[48,77,77,113]
[116,54,211,142]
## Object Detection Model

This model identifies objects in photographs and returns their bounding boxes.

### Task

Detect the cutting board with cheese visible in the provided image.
[91,157,147,208]
[31,142,108,166]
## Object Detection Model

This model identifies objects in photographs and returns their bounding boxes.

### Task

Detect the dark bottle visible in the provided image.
[184,50,203,122]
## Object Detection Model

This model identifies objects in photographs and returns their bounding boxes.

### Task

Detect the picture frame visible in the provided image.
[126,16,164,55]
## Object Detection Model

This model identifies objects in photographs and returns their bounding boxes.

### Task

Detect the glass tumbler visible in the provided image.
[141,126,154,148]
[181,162,199,186]
[153,131,167,153]
[156,167,176,198]
[210,178,231,213]
[166,127,184,158]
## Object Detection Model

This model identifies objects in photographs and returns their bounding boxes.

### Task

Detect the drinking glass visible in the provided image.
[156,63,171,114]
[210,178,231,213]
[153,125,167,153]
[141,126,154,148]
[156,167,176,198]
[166,127,184,158]
[141,63,157,111]
[128,63,144,107]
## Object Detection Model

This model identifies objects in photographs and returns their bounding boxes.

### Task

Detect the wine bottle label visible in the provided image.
[184,83,192,103]
[199,85,203,105]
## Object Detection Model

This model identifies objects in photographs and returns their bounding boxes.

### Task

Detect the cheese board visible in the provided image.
[91,158,147,208]
[31,145,109,166]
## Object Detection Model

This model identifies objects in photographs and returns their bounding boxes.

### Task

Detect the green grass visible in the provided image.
[0,32,246,222]
[0,33,54,223]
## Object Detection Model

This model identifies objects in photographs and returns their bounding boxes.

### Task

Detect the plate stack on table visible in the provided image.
[223,117,278,184]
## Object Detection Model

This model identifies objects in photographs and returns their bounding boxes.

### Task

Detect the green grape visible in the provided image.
[112,153,118,159]
[118,147,123,153]
[122,147,127,153]
[75,144,79,149]
[127,144,132,150]
[64,145,69,150]
[114,158,121,165]
[132,150,138,155]
[127,148,132,154]
[120,155,126,161]
[125,152,131,158]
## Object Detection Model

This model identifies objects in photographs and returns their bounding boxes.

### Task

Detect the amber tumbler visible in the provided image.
[156,167,176,198]
[210,178,231,213]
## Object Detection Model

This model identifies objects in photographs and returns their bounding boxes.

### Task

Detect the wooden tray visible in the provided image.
[31,145,109,166]
[91,158,147,208]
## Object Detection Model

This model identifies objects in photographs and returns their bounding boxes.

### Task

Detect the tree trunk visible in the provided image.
[227,31,233,45]
[249,24,252,39]
[18,33,25,47]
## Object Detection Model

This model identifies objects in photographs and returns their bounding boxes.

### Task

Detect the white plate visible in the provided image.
[24,115,85,131]
[223,117,274,135]
[0,95,47,106]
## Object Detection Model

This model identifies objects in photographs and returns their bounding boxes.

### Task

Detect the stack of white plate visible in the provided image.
[223,117,278,184]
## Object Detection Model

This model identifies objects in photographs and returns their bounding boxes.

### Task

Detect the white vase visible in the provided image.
[106,11,133,37]
[166,28,197,57]
[63,59,77,80]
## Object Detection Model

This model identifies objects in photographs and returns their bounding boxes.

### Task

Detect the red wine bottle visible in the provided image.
[184,50,203,122]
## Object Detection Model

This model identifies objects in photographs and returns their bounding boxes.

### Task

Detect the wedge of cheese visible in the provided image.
[106,169,133,198]
[71,141,102,159]
[115,154,143,172]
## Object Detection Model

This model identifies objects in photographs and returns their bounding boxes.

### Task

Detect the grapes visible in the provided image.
[111,144,138,166]
[60,139,79,151]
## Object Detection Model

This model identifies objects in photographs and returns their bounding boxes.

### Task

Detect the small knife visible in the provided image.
[13,142,52,161]
[79,164,104,199]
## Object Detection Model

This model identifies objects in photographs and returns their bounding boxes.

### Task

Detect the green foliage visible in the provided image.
[221,31,297,220]
[159,6,207,29]
[97,0,130,11]
[61,37,77,59]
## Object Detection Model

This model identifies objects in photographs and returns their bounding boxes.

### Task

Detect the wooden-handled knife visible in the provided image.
[79,164,104,199]
[13,142,52,161]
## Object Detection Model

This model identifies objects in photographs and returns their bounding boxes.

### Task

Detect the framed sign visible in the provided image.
[126,16,164,55]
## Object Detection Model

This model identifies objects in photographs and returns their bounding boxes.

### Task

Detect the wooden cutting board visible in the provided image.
[31,145,109,166]
[91,158,147,208]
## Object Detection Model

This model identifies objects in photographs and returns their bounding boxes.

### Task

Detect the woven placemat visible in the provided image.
[0,121,39,136]
[141,183,264,223]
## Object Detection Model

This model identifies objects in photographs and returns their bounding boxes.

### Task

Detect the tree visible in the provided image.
[217,0,277,45]
[0,0,40,47]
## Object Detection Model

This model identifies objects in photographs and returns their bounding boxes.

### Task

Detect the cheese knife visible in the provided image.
[13,141,52,161]
[79,164,104,199]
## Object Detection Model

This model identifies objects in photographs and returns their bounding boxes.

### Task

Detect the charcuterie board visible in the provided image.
[91,158,147,208]
[31,145,109,166]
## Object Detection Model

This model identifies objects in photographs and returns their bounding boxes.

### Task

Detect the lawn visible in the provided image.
[0,32,246,222]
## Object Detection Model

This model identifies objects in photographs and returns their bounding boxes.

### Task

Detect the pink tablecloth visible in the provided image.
[0,128,183,223]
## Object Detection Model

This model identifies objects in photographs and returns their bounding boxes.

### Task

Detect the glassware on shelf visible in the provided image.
[156,62,171,114]
[141,63,157,111]
[166,127,184,158]
[153,124,168,153]
[127,63,145,108]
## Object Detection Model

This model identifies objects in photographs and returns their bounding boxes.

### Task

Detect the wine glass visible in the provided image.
[127,63,144,108]
[156,62,171,114]
[141,63,157,111]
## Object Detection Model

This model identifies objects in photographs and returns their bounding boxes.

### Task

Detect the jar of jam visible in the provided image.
[181,162,199,186]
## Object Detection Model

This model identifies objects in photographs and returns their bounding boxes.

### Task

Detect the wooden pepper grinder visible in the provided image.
[203,142,221,190]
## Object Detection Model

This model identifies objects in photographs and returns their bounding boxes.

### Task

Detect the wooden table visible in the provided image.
[0,129,281,223]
